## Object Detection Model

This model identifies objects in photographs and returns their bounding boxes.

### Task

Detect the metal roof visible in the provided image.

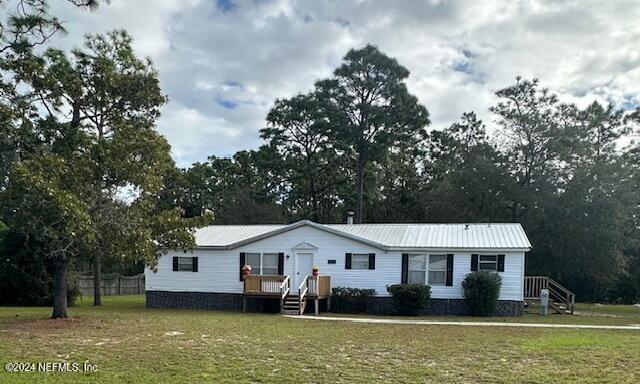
[325,223,531,249]
[194,221,531,250]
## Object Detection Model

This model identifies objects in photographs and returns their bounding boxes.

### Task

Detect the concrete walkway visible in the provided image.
[283,315,640,330]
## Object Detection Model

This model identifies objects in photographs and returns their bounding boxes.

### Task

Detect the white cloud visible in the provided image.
[46,0,640,166]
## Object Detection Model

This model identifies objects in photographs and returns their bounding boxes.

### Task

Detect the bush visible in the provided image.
[386,284,431,316]
[0,229,81,306]
[462,271,502,316]
[331,287,376,313]
[66,272,81,307]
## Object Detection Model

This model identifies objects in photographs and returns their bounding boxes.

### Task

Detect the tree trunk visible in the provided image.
[355,155,366,224]
[93,255,102,306]
[51,259,68,319]
[310,174,319,222]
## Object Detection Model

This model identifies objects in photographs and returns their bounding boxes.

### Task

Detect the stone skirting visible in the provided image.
[364,297,524,316]
[146,291,280,313]
[146,291,524,316]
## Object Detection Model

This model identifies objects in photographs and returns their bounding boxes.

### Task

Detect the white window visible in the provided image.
[408,254,447,286]
[408,254,427,284]
[262,253,279,275]
[178,257,194,272]
[351,254,370,269]
[428,255,446,286]
[479,255,498,271]
[246,253,280,275]
[246,253,261,274]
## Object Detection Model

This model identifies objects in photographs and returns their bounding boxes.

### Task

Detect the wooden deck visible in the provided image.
[243,275,290,297]
[243,274,331,315]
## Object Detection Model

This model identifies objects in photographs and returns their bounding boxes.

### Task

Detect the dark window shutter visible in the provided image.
[401,253,408,284]
[192,257,198,272]
[239,252,246,281]
[345,253,352,269]
[471,254,478,271]
[173,257,178,271]
[277,252,284,275]
[497,254,505,272]
[368,253,375,270]
[446,254,454,286]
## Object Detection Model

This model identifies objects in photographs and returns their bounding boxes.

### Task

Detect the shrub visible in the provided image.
[0,230,52,306]
[386,284,431,316]
[462,271,502,316]
[65,272,81,307]
[331,287,376,313]
[0,229,81,306]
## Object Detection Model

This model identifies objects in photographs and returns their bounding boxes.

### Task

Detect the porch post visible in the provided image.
[314,298,319,316]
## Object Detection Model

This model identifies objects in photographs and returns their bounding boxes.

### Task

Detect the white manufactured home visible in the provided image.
[144,219,557,316]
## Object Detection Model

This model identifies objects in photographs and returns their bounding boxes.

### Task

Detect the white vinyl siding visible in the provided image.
[146,225,525,301]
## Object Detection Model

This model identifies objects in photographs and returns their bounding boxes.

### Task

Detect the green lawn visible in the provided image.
[0,296,639,383]
[326,302,640,326]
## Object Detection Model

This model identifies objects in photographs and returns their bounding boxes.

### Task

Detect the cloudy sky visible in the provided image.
[48,0,640,167]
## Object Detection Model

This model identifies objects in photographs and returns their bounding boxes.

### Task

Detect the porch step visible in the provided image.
[281,294,305,315]
[281,309,299,315]
[549,301,572,315]
[526,299,573,315]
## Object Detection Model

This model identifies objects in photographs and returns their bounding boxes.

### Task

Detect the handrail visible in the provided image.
[297,275,308,291]
[298,275,309,315]
[547,277,574,299]
[524,276,575,314]
[280,275,290,300]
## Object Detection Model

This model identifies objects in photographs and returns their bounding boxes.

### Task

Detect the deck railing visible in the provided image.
[298,275,309,315]
[524,276,575,314]
[243,275,288,295]
[307,275,331,297]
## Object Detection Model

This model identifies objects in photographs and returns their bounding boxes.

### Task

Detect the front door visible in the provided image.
[295,252,314,291]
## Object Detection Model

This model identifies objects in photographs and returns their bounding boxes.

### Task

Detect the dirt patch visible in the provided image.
[0,316,104,337]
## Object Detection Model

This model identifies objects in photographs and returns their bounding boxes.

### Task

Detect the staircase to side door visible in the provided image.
[524,276,576,314]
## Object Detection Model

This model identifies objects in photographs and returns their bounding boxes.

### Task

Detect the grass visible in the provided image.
[0,296,638,383]
[326,302,640,326]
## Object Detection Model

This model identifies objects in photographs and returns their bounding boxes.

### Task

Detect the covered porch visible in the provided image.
[242,274,331,315]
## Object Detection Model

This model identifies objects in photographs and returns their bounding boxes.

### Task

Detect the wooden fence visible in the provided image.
[78,274,145,296]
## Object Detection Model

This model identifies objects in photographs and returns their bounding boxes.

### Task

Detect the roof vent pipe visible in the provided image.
[346,210,354,225]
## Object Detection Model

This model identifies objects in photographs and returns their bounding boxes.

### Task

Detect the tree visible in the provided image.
[2,21,202,316]
[315,45,430,223]
[164,149,287,225]
[548,102,634,299]
[2,154,94,317]
[0,0,104,189]
[491,78,637,300]
[364,136,427,223]
[0,0,107,318]
[424,112,511,222]
[490,77,566,223]
[33,30,170,306]
[262,92,347,222]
